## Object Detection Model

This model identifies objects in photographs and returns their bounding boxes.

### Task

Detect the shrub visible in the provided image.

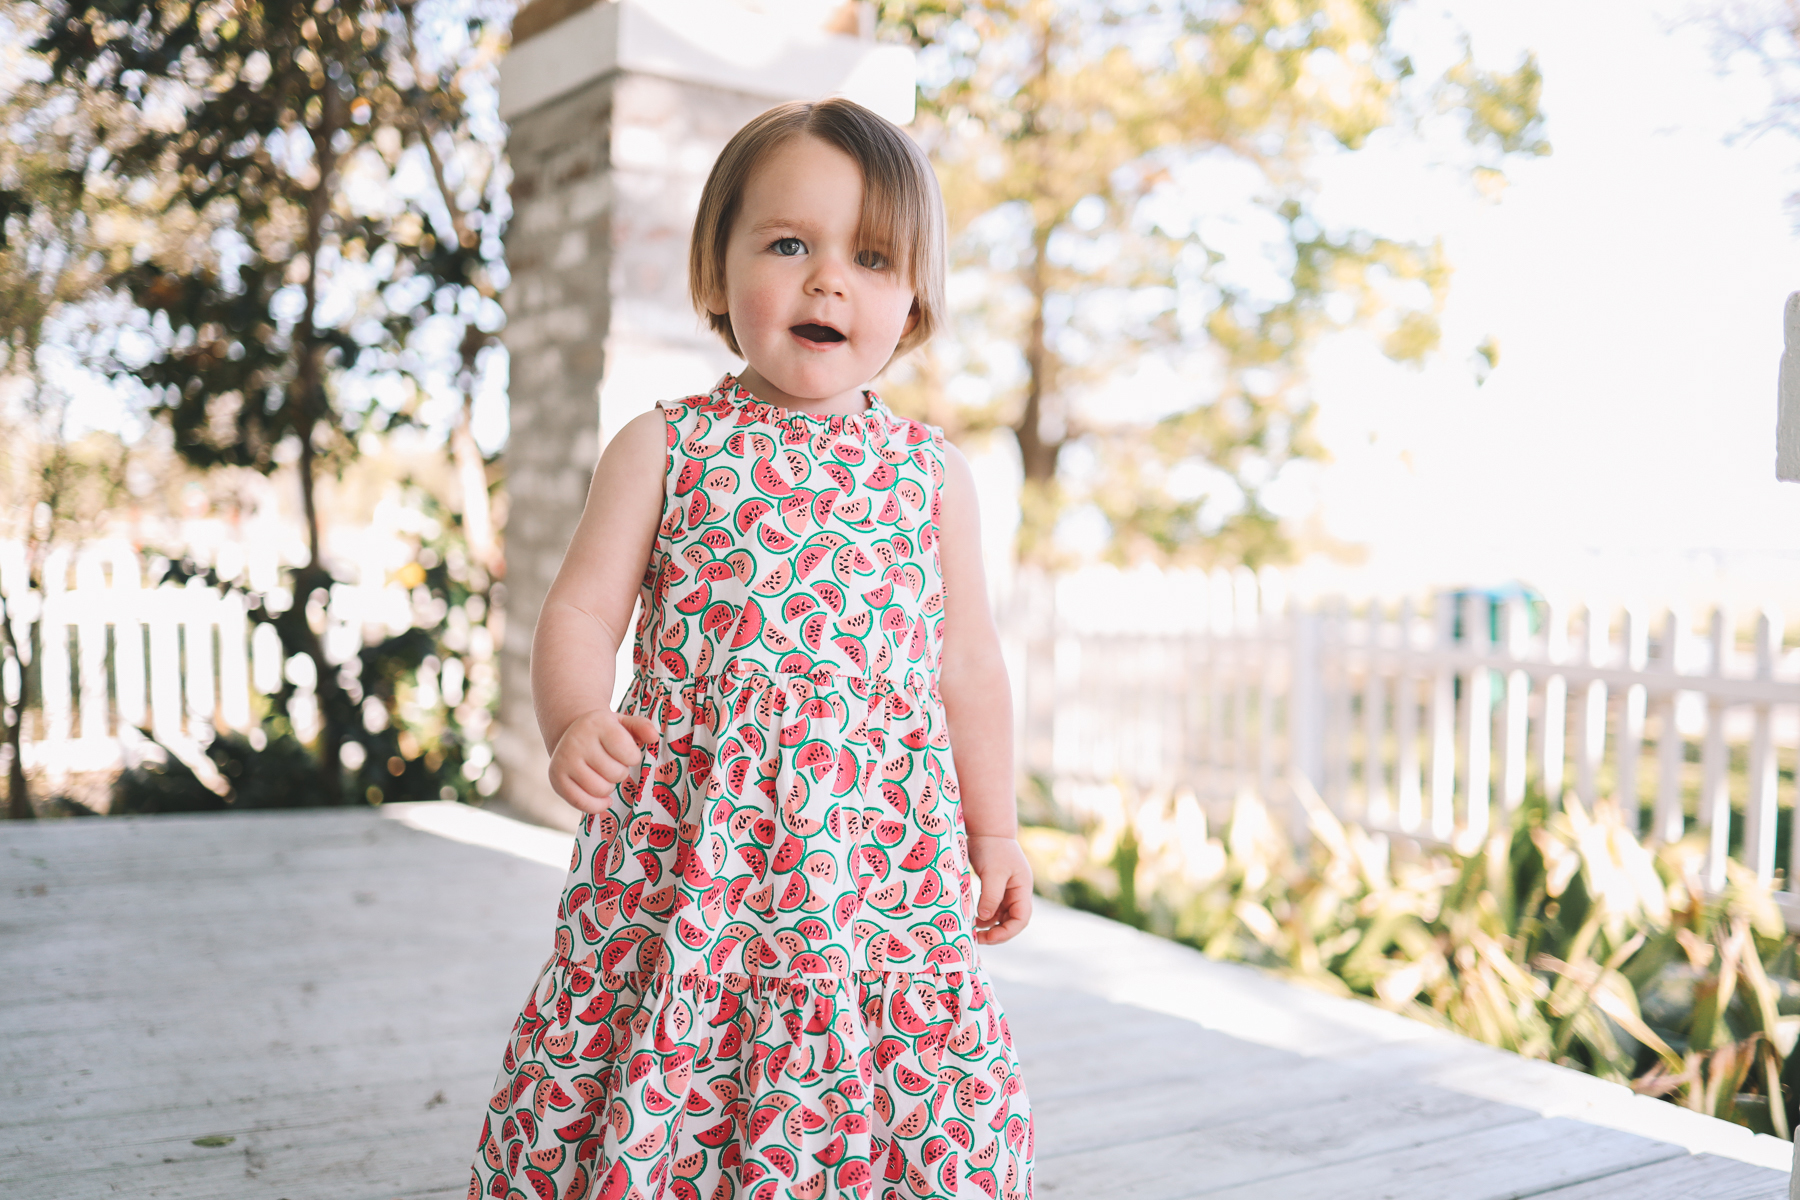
[1022,783,1800,1138]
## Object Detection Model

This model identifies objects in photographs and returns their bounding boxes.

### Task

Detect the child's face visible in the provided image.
[708,135,919,410]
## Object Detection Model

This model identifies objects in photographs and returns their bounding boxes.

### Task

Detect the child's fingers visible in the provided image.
[975,879,1033,944]
[597,720,652,774]
[616,713,659,746]
[564,756,617,799]
[551,768,611,814]
[974,863,1025,921]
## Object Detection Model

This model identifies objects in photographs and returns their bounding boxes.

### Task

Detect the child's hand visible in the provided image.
[548,709,659,814]
[967,834,1033,944]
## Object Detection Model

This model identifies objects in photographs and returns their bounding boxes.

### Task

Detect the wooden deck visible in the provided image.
[2,803,1793,1199]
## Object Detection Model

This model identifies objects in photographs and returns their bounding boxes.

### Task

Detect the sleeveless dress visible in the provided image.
[470,375,1034,1200]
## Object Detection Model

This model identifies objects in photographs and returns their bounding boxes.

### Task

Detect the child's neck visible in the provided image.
[735,367,872,418]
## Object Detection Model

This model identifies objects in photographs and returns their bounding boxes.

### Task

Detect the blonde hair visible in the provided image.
[688,97,946,363]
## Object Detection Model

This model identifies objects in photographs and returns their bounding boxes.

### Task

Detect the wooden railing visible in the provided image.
[1016,567,1800,910]
[0,540,488,780]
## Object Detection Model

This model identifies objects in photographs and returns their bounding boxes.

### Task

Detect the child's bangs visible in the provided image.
[812,102,945,357]
[856,169,925,280]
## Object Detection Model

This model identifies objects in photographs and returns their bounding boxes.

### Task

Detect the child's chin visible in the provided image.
[768,365,864,398]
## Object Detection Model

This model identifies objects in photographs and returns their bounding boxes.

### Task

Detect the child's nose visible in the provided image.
[805,256,849,298]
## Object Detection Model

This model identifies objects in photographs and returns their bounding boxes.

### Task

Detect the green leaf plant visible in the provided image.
[1022,779,1800,1137]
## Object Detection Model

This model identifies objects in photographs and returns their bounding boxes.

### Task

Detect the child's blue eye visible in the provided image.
[856,250,889,270]
[772,237,805,256]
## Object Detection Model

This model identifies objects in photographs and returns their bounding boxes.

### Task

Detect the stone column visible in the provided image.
[493,0,913,829]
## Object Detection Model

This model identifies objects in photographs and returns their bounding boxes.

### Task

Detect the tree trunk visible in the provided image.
[453,328,498,574]
[1010,224,1062,570]
[290,68,345,803]
[2,607,29,820]
[294,435,344,804]
[1012,221,1060,793]
[1010,18,1062,567]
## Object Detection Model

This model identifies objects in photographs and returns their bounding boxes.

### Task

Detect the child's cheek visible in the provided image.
[730,286,785,349]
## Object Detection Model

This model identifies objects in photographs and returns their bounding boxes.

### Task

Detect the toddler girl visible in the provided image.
[470,97,1034,1200]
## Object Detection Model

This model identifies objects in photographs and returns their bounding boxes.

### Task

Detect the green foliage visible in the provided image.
[0,9,150,817]
[110,742,228,814]
[112,727,318,813]
[28,0,508,801]
[207,727,330,808]
[1024,784,1799,1137]
[32,0,501,475]
[879,0,1548,568]
[150,481,502,810]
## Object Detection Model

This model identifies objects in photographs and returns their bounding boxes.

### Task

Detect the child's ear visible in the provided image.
[704,286,728,318]
[901,298,920,337]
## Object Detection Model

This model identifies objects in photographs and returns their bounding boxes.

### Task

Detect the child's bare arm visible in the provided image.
[531,409,667,813]
[936,440,1033,944]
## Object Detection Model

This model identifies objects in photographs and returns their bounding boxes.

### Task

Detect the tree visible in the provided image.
[33,0,508,798]
[881,0,1549,568]
[1707,2,1800,216]
[0,15,135,817]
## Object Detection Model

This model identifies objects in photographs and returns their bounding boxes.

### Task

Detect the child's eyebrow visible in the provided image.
[748,217,815,235]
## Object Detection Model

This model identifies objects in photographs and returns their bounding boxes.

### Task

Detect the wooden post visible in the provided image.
[252,622,283,697]
[1701,606,1732,892]
[1363,600,1390,827]
[1291,606,1324,805]
[1540,600,1568,806]
[1576,605,1608,809]
[39,549,71,759]
[218,591,251,731]
[148,585,183,745]
[1233,567,1255,802]
[1206,569,1226,804]
[1500,597,1530,816]
[111,548,145,735]
[1652,609,1685,844]
[1325,597,1352,816]
[1777,291,1800,480]
[183,578,216,733]
[1395,598,1422,832]
[1746,609,1779,886]
[1257,569,1281,805]
[1616,606,1648,830]
[1430,596,1456,840]
[1461,592,1492,841]
[75,551,108,743]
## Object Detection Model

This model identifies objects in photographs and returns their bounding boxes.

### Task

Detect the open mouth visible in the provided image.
[790,323,845,344]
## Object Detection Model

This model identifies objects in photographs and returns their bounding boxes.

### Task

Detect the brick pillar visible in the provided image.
[494,0,912,829]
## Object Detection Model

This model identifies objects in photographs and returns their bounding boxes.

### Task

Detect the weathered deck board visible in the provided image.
[4,808,559,1199]
[1542,1152,1800,1200]
[1033,1084,1546,1198]
[1198,1117,1685,1200]
[1,803,1792,1199]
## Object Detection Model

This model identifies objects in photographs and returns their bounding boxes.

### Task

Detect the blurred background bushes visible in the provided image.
[1023,784,1800,1137]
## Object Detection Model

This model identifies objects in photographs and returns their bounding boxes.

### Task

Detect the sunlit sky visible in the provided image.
[1279,0,1800,611]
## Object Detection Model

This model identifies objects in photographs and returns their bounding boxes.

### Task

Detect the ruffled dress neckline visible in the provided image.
[712,372,890,436]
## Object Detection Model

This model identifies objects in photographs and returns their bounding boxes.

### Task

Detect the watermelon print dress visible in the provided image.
[470,375,1034,1200]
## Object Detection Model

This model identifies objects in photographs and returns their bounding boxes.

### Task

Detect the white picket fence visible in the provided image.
[20,541,1800,917]
[1026,567,1800,913]
[0,541,432,776]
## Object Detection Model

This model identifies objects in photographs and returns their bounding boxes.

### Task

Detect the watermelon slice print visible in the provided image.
[468,377,1031,1200]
